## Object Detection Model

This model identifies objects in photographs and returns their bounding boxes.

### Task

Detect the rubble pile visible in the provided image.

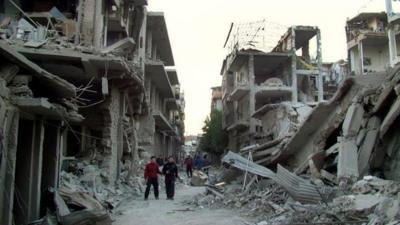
[190,68,400,224]
[188,174,400,224]
[60,158,146,211]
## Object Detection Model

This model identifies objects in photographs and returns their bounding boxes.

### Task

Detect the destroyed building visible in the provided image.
[193,12,400,225]
[0,1,184,225]
[221,25,324,152]
[346,12,390,75]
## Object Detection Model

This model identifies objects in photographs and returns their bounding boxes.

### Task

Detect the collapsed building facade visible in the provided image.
[0,1,184,225]
[221,24,325,152]
[195,10,400,225]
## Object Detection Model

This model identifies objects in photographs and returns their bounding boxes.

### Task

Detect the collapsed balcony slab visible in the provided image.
[0,41,76,98]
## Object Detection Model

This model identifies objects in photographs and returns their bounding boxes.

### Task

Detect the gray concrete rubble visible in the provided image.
[212,64,400,223]
[0,1,184,225]
[212,12,400,224]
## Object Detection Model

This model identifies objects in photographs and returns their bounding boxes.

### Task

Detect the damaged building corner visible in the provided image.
[0,0,185,225]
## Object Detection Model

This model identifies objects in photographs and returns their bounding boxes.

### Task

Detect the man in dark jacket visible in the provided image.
[184,155,193,178]
[144,156,161,200]
[162,156,179,200]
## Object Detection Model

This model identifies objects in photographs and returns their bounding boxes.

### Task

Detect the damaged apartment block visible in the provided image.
[221,23,324,153]
[0,0,185,225]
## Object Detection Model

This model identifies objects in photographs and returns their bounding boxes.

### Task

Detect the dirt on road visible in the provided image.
[112,184,251,225]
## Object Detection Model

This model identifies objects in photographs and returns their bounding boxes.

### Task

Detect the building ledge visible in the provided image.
[166,98,179,110]
[227,120,250,132]
[297,69,319,76]
[13,97,84,122]
[255,85,292,99]
[347,32,388,49]
[153,110,174,132]
[145,59,174,98]
[230,85,250,101]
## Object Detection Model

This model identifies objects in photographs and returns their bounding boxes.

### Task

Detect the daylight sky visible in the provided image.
[147,0,387,135]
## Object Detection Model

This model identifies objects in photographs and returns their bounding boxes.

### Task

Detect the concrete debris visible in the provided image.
[189,169,400,225]
[337,137,359,185]
[191,170,208,186]
[222,151,333,204]
[60,158,146,211]
[210,64,400,224]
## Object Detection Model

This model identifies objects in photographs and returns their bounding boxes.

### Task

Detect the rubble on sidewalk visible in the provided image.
[191,170,208,186]
[60,158,146,211]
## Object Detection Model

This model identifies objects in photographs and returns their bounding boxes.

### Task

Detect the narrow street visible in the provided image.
[113,184,250,225]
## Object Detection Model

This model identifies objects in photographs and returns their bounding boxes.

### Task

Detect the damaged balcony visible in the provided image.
[153,110,174,133]
[346,12,390,75]
[146,12,174,66]
[145,60,174,98]
[230,84,249,101]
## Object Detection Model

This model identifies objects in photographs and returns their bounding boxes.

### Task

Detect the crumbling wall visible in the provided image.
[101,85,122,185]
[259,103,312,140]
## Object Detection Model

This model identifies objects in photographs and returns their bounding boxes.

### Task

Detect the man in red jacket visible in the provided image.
[144,156,161,200]
[184,155,193,178]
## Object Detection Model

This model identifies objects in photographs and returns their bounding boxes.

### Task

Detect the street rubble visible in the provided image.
[186,169,400,225]
[33,157,147,225]
[186,66,400,225]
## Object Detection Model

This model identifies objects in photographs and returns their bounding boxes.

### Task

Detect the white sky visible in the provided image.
[147,0,387,135]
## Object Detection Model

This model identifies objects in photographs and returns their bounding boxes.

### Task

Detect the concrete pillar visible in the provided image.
[248,55,256,141]
[137,8,147,75]
[93,0,105,49]
[146,31,153,60]
[358,41,364,76]
[388,26,398,67]
[291,55,298,103]
[29,119,45,222]
[116,91,125,180]
[317,30,324,102]
[1,108,19,225]
[291,28,298,103]
[74,0,84,45]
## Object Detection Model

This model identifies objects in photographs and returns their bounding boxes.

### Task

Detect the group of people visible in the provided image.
[144,154,211,200]
[183,154,210,178]
[144,156,179,200]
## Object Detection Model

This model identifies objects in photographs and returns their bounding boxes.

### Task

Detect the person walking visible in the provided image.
[162,157,179,200]
[144,156,161,200]
[194,155,204,170]
[184,155,193,178]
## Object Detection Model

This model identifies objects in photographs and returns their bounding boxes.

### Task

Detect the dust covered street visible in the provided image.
[113,183,251,225]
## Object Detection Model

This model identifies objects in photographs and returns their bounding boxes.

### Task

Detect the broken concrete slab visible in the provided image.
[342,102,365,137]
[101,38,136,56]
[380,96,400,138]
[358,117,381,176]
[0,40,76,98]
[356,128,366,146]
[59,186,104,210]
[337,137,359,183]
[333,194,385,213]
[191,170,208,186]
